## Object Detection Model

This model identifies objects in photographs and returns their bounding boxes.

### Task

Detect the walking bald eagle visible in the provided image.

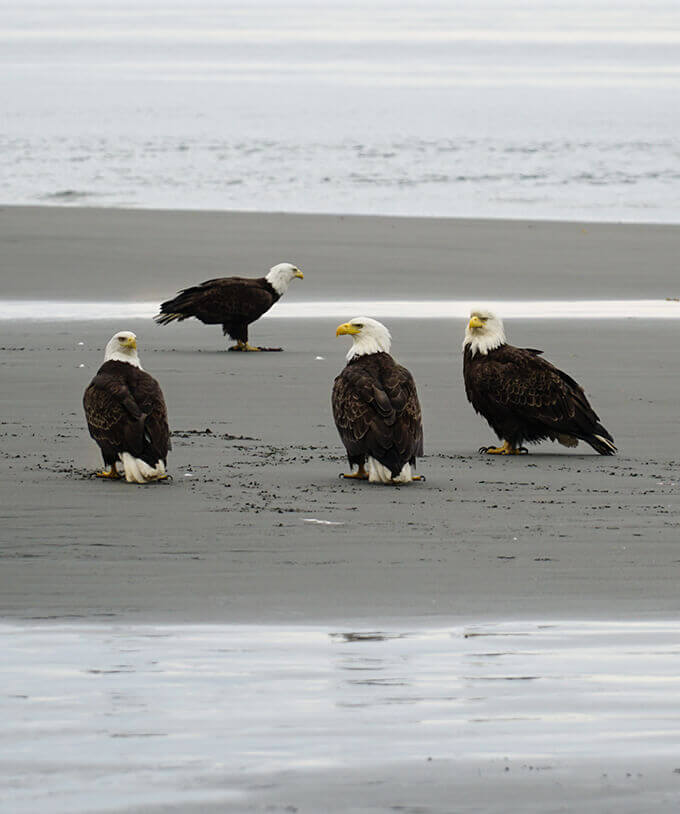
[83,331,171,483]
[463,309,616,455]
[155,262,303,351]
[333,318,424,483]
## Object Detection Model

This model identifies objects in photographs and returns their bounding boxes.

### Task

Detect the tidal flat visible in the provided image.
[1,207,680,811]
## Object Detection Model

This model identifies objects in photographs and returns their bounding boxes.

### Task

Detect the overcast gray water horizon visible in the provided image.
[2,0,680,222]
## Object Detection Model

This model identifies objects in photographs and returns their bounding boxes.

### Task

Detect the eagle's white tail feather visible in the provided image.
[120,452,166,483]
[594,434,617,453]
[367,457,412,484]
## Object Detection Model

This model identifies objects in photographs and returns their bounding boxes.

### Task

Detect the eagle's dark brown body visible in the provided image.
[155,276,280,343]
[83,360,171,469]
[463,343,616,454]
[332,352,423,477]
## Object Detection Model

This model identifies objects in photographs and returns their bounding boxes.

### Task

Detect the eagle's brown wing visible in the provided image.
[477,346,605,438]
[156,277,276,325]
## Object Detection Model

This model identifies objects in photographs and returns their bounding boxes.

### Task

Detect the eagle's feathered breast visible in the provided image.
[83,360,170,467]
[332,352,423,477]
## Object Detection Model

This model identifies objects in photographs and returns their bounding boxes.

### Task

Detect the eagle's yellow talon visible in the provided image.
[229,341,263,352]
[340,466,369,480]
[480,441,527,456]
[95,468,121,479]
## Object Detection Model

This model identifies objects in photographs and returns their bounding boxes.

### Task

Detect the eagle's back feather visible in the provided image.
[83,360,171,468]
[155,277,278,341]
[332,352,423,477]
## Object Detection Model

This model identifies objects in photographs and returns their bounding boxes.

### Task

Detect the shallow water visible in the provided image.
[2,620,680,812]
[2,0,679,221]
[2,298,680,321]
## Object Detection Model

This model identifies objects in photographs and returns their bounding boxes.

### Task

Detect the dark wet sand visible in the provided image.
[1,207,680,625]
[2,204,680,302]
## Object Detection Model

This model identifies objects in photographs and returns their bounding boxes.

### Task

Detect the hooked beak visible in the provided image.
[124,336,137,349]
[468,316,484,330]
[336,322,360,336]
[293,269,304,279]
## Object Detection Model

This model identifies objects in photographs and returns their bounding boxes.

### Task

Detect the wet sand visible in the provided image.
[2,207,680,812]
[2,204,680,303]
[2,313,680,624]
[1,207,680,625]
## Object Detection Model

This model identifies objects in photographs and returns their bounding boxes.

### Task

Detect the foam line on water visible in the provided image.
[1,299,680,321]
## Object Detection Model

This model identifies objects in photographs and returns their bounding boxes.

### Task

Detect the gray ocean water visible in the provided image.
[2,0,680,221]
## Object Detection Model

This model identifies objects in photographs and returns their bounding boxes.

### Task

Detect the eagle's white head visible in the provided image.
[463,308,506,357]
[265,262,304,295]
[104,331,142,369]
[336,317,392,361]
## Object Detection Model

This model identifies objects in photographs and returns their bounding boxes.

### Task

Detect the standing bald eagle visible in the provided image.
[155,262,303,351]
[83,331,171,483]
[332,318,424,483]
[463,309,616,455]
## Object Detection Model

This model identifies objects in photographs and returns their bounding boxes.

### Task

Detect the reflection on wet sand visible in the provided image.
[2,621,680,811]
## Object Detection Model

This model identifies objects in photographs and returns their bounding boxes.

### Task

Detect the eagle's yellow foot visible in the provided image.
[228,342,262,352]
[479,442,528,455]
[95,467,121,479]
[340,466,369,480]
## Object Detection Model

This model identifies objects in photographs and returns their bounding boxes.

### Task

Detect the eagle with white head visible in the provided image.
[332,317,424,483]
[83,331,171,482]
[463,308,617,455]
[155,262,304,351]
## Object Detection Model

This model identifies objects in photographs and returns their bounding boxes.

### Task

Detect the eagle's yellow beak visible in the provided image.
[293,269,304,279]
[125,336,137,349]
[468,315,484,330]
[336,322,360,336]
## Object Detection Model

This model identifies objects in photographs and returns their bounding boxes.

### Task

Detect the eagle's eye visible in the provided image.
[354,323,363,329]
[118,336,126,343]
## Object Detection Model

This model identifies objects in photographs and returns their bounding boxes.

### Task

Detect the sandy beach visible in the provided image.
[2,206,680,624]
[2,207,680,812]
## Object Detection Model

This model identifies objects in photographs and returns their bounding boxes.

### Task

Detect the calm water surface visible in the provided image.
[2,0,679,221]
[2,620,680,812]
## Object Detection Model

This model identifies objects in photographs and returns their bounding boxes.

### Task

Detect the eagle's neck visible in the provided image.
[105,350,143,369]
[463,326,506,357]
[265,268,292,296]
[347,333,391,362]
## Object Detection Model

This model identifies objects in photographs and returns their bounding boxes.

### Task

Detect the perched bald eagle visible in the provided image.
[463,309,616,456]
[333,318,424,483]
[154,262,303,351]
[83,331,171,483]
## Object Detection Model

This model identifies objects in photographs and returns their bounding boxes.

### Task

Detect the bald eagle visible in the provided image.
[154,262,303,351]
[463,309,616,455]
[83,331,171,483]
[332,318,424,483]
